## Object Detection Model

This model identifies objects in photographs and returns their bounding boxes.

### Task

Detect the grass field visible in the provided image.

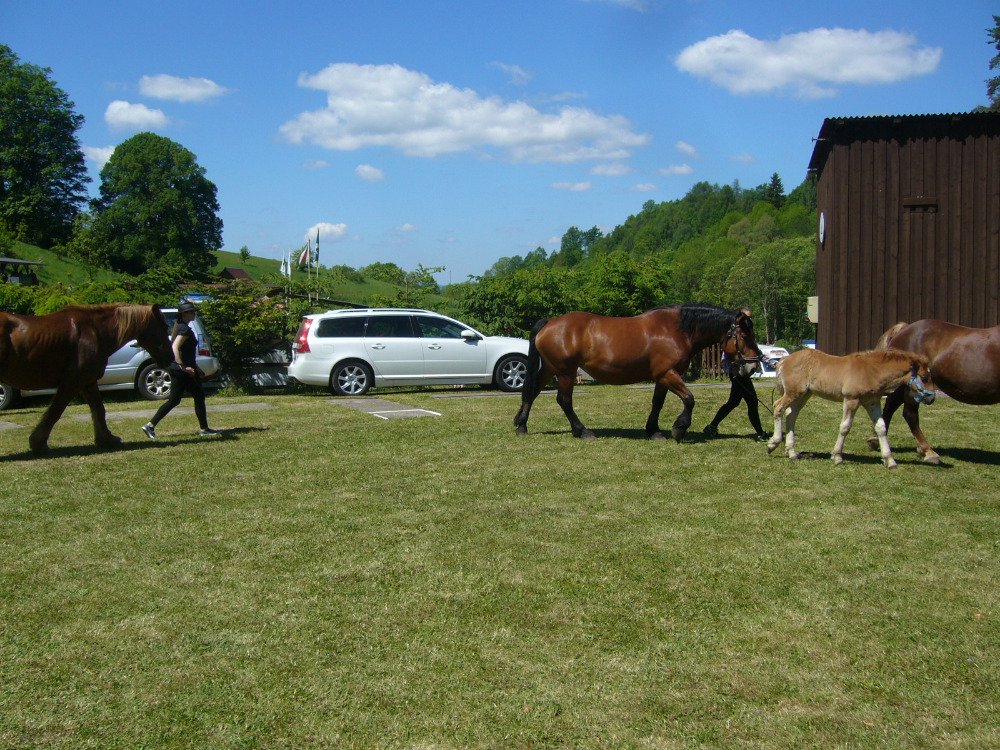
[1,382,998,748]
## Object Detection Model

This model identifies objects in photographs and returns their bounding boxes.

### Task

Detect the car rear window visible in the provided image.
[316,317,368,338]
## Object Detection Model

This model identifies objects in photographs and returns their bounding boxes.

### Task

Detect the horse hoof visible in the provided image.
[98,435,123,449]
[515,426,528,436]
[649,431,668,442]
[923,454,941,465]
[766,441,778,454]
[580,430,596,440]
[866,437,880,451]
[671,427,687,442]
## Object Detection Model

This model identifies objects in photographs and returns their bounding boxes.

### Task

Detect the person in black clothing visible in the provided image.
[141,301,219,439]
[704,308,767,441]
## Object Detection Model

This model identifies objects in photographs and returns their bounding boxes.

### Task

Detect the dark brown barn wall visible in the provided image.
[811,113,1000,354]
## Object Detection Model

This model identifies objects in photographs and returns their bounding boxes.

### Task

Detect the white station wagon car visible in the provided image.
[287,308,529,396]
[752,344,791,379]
[0,307,221,410]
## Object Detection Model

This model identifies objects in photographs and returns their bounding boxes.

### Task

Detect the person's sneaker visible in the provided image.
[703,423,718,437]
[198,427,221,436]
[141,423,157,440]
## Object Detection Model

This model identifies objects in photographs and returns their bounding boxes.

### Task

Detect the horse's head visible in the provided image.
[721,310,763,377]
[907,356,936,404]
[136,304,174,368]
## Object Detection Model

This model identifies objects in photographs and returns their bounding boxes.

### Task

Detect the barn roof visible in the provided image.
[809,111,1000,176]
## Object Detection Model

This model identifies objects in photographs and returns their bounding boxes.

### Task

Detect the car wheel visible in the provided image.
[495,354,528,392]
[330,361,373,396]
[0,382,20,411]
[137,362,174,400]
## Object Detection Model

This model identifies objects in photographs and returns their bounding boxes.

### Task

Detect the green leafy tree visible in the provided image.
[462,267,576,335]
[0,44,89,246]
[580,251,665,316]
[370,264,444,308]
[88,132,222,276]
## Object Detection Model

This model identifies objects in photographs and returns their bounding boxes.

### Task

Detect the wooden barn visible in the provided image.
[808,112,1000,354]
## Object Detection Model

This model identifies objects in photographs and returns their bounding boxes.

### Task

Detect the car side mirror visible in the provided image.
[461,329,480,341]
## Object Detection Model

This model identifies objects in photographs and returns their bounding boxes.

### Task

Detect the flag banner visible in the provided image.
[297,246,310,268]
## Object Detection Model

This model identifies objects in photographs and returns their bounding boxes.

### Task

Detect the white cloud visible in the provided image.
[306,222,349,244]
[655,164,694,176]
[395,223,417,232]
[83,145,115,169]
[280,63,650,163]
[590,162,632,176]
[491,62,532,85]
[355,164,385,182]
[105,100,169,130]
[551,181,593,192]
[139,74,228,102]
[676,27,942,99]
[630,183,657,192]
[730,152,757,164]
[675,141,699,158]
[304,160,329,169]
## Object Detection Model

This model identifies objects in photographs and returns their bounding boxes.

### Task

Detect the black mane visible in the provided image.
[674,303,741,338]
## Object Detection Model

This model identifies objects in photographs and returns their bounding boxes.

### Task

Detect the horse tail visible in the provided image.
[875,321,908,350]
[522,318,549,400]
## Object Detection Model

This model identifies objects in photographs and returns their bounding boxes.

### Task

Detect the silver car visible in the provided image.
[0,308,221,410]
[287,308,529,396]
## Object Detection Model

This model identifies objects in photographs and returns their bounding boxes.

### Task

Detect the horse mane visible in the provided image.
[875,321,908,349]
[853,347,926,367]
[674,303,741,338]
[114,304,155,346]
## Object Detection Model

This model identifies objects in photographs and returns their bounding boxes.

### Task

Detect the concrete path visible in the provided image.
[329,397,441,419]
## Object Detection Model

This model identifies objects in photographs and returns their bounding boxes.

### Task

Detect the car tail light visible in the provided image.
[197,335,212,357]
[293,318,312,353]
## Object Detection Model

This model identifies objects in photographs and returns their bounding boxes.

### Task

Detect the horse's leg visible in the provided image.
[868,385,905,452]
[766,394,791,454]
[864,402,897,469]
[900,397,939,465]
[831,398,860,466]
[514,362,554,436]
[553,374,593,439]
[644,383,670,441]
[29,384,79,455]
[82,381,121,449]
[782,393,811,460]
[652,370,694,442]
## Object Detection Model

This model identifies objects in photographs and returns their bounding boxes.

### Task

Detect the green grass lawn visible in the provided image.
[1,383,998,748]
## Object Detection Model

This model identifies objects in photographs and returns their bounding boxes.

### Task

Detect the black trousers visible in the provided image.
[709,375,764,434]
[150,367,208,430]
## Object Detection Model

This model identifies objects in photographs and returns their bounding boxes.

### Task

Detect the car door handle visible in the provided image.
[371,343,386,350]
[427,344,442,350]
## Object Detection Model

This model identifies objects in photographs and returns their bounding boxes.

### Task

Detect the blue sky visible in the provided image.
[5,0,995,283]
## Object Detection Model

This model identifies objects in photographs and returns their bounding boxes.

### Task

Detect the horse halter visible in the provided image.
[722,321,761,367]
[909,374,935,404]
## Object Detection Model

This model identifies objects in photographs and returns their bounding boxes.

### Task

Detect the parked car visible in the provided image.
[0,307,221,410]
[287,308,529,396]
[752,345,791,379]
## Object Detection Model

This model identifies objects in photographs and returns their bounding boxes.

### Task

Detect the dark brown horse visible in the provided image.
[871,319,1000,464]
[514,304,761,441]
[0,304,172,454]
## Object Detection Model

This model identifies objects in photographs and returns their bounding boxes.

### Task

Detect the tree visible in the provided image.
[987,14,1000,111]
[763,173,786,209]
[0,44,89,246]
[88,133,222,276]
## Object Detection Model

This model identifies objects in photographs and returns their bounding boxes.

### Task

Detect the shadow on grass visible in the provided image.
[0,426,269,462]
[933,446,1000,466]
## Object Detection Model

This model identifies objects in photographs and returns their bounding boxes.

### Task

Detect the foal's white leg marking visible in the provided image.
[831,399,860,465]
[866,402,896,469]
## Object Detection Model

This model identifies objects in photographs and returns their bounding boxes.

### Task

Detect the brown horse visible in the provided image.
[513,304,761,441]
[872,319,1000,464]
[766,348,935,469]
[0,304,172,454]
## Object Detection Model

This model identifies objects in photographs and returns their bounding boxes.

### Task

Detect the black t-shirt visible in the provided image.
[172,321,198,369]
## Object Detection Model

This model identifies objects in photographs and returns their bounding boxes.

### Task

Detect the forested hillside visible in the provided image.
[460,175,817,346]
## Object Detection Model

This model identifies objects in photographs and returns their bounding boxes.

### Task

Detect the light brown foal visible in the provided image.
[766,348,935,469]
